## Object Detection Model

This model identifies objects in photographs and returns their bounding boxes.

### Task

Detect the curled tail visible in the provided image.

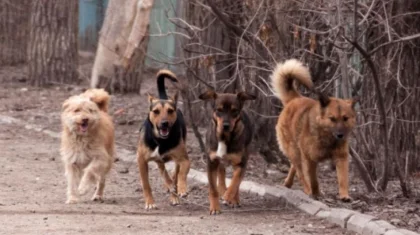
[156,69,178,100]
[270,59,313,105]
[82,88,110,112]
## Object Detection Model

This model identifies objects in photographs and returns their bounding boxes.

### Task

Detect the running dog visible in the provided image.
[136,70,190,210]
[61,88,115,204]
[199,90,256,215]
[271,59,358,202]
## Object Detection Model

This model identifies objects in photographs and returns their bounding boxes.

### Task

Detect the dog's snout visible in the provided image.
[223,122,230,131]
[161,120,169,128]
[335,132,344,139]
[82,118,89,124]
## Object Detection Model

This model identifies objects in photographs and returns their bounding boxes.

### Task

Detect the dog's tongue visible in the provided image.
[80,122,88,132]
[160,128,169,136]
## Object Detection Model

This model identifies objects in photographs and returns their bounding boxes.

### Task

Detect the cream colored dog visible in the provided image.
[60,89,115,204]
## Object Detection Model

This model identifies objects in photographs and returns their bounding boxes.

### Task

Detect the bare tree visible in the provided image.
[172,0,420,196]
[27,0,78,86]
[90,0,154,93]
[0,0,29,66]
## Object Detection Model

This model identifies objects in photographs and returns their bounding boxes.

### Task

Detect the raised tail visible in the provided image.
[270,59,313,105]
[156,69,178,100]
[82,88,110,112]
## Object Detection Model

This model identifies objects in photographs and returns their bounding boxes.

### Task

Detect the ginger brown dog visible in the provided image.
[199,90,255,214]
[271,59,358,202]
[136,70,190,210]
[60,88,115,204]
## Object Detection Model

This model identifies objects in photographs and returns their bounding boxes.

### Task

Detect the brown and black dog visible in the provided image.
[136,70,190,210]
[271,59,358,202]
[199,90,256,214]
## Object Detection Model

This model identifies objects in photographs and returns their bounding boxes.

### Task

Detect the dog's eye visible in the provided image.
[343,116,349,122]
[216,108,223,116]
[231,109,239,116]
[74,108,80,113]
[329,117,337,122]
[153,109,160,115]
[167,109,174,115]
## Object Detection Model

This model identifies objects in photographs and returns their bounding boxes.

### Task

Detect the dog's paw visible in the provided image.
[177,185,188,198]
[339,195,352,203]
[309,193,322,201]
[170,195,180,206]
[209,206,221,215]
[144,202,157,210]
[78,184,90,196]
[222,199,241,208]
[222,194,240,208]
[65,197,79,204]
[91,194,104,202]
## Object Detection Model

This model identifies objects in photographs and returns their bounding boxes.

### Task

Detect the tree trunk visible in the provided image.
[0,1,30,66]
[90,0,154,93]
[27,0,78,86]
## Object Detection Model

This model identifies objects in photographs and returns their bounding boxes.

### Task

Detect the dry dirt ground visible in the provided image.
[0,61,419,234]
[0,66,358,234]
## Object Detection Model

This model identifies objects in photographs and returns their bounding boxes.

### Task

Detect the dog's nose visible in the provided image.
[82,118,89,124]
[223,122,230,131]
[335,132,344,139]
[161,120,169,128]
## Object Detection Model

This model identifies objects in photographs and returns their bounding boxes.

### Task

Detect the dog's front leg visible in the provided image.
[208,152,221,215]
[223,164,244,208]
[65,163,81,204]
[157,161,179,206]
[334,155,352,202]
[177,158,190,198]
[217,163,227,198]
[137,152,156,210]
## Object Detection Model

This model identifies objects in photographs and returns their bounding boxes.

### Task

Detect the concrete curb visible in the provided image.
[1,115,418,235]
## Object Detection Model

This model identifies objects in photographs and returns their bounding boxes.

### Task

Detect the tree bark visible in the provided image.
[90,0,154,93]
[27,0,78,86]
[0,1,30,66]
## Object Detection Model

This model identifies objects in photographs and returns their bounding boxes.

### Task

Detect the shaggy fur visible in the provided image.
[271,59,358,202]
[199,90,255,215]
[60,89,115,204]
[136,70,190,210]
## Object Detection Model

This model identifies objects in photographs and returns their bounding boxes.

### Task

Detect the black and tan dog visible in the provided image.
[136,70,190,210]
[199,90,256,215]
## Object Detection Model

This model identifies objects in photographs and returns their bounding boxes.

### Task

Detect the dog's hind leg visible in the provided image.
[92,176,106,202]
[294,161,311,195]
[284,164,296,188]
[157,162,179,206]
[217,163,227,198]
[79,158,107,196]
[65,164,82,204]
[305,159,321,199]
[157,162,175,193]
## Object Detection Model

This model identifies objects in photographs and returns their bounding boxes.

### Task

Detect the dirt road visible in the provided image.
[0,122,357,235]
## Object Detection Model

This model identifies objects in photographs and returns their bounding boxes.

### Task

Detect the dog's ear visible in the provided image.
[62,99,70,111]
[198,90,217,100]
[172,91,179,108]
[237,92,256,102]
[147,93,156,104]
[317,92,330,108]
[349,96,360,109]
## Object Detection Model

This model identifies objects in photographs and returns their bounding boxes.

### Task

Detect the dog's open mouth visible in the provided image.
[79,120,89,133]
[158,127,170,138]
